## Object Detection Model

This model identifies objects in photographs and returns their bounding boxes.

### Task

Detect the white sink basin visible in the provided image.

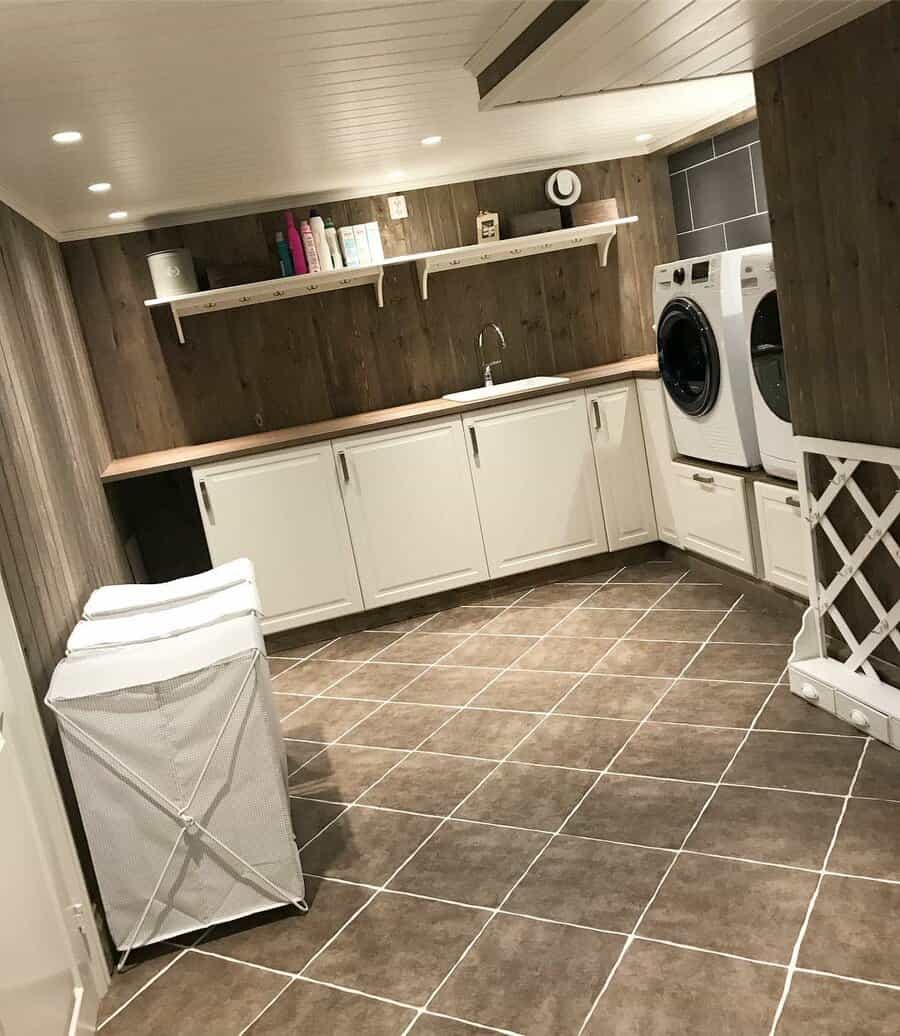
[443,376,569,403]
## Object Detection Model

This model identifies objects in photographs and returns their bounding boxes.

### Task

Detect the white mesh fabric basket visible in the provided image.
[82,558,256,619]
[46,614,304,958]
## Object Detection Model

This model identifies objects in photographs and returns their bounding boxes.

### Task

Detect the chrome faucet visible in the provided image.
[476,322,506,387]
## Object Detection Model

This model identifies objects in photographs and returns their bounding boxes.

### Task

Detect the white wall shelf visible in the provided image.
[145,264,385,343]
[411,217,636,300]
[143,217,637,340]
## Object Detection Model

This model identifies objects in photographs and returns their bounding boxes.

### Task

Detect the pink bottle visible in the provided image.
[299,219,321,274]
[284,211,308,275]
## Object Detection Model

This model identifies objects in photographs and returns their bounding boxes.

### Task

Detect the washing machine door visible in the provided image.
[656,298,720,417]
[750,290,790,422]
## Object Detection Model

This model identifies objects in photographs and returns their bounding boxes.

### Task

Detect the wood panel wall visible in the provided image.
[755,3,900,682]
[63,156,675,459]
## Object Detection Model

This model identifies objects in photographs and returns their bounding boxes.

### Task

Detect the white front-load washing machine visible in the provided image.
[740,245,798,482]
[654,249,760,468]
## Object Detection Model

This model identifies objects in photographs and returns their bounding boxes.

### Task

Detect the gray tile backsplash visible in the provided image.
[668,119,770,259]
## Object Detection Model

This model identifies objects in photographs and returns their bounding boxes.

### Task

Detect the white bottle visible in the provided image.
[308,209,334,271]
[323,217,344,269]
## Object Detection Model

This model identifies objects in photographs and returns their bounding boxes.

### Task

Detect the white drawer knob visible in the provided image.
[800,684,819,702]
[850,709,870,729]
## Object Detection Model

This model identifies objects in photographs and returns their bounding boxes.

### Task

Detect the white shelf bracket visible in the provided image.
[416,260,429,301]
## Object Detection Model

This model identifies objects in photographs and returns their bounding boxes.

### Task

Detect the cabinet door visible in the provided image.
[636,379,680,546]
[193,444,363,633]
[335,418,488,608]
[672,461,756,574]
[754,481,808,597]
[464,391,608,578]
[586,380,658,551]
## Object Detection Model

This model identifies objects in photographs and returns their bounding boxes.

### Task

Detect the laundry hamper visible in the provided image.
[46,613,306,967]
[82,558,256,619]
[67,581,262,654]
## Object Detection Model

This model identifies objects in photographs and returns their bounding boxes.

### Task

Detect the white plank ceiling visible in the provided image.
[475,0,886,107]
[0,1,761,239]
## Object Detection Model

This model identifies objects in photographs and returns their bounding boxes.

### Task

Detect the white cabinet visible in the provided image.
[335,417,488,608]
[672,460,755,574]
[586,380,657,551]
[636,379,680,546]
[754,481,808,597]
[463,391,608,578]
[193,444,363,633]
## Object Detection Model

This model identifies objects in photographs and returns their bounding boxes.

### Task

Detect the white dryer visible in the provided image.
[654,250,760,468]
[740,245,798,482]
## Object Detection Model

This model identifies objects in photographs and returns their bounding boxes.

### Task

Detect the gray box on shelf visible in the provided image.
[509,209,562,237]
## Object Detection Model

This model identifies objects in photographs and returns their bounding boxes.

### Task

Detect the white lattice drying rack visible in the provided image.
[790,436,900,747]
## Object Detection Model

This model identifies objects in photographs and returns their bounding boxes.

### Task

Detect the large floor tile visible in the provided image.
[409,1016,486,1035]
[512,714,636,770]
[559,674,671,720]
[593,639,699,678]
[98,944,182,1025]
[285,740,326,773]
[724,731,864,794]
[273,692,312,720]
[518,583,595,607]
[325,662,426,700]
[341,702,456,750]
[289,744,404,802]
[613,561,689,584]
[776,971,900,1035]
[442,634,537,668]
[754,687,861,735]
[314,631,402,661]
[563,773,710,849]
[656,585,742,610]
[652,679,770,728]
[686,784,841,869]
[483,606,570,636]
[611,722,743,782]
[101,951,289,1035]
[378,633,467,664]
[421,708,540,759]
[585,939,784,1035]
[300,805,439,883]
[684,643,789,683]
[417,606,499,634]
[586,584,664,609]
[799,874,900,985]
[431,913,624,1036]
[471,669,578,712]
[304,892,485,1005]
[712,608,798,645]
[277,660,360,695]
[829,798,900,880]
[551,608,640,638]
[282,698,379,742]
[268,657,298,677]
[247,979,415,1033]
[639,854,817,963]
[290,798,346,846]
[198,877,371,972]
[359,752,494,816]
[389,819,546,907]
[456,762,595,831]
[853,739,900,800]
[505,835,672,930]
[514,636,617,673]
[394,666,498,706]
[627,609,724,643]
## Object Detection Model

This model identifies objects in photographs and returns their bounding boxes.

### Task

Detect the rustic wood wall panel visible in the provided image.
[63,156,676,459]
[755,3,900,682]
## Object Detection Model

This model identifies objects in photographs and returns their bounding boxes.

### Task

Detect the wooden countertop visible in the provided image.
[101,355,660,483]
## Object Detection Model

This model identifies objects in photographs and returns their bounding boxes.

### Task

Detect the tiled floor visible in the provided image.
[98,558,900,1035]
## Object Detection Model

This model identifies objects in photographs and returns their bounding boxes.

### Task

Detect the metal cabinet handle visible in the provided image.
[199,480,215,525]
[692,473,714,485]
[786,495,801,508]
[338,451,350,482]
[592,400,602,430]
[469,426,479,459]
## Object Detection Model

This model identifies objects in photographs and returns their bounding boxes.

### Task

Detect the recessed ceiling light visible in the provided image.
[51,130,82,144]
[88,182,111,193]
[108,210,128,221]
[420,135,442,147]
[635,133,654,143]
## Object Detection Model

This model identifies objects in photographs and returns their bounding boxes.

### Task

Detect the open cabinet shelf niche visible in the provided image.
[144,216,636,342]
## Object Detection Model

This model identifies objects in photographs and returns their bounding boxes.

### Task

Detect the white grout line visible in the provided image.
[97,947,190,1030]
[397,574,700,1035]
[237,975,295,1036]
[766,737,873,1035]
[575,596,776,1035]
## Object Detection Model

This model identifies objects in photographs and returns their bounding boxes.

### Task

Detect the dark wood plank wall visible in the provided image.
[62,156,676,459]
[755,3,900,681]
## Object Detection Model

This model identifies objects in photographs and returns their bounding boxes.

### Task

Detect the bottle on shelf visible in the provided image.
[323,217,344,269]
[308,209,334,272]
[274,232,293,277]
[284,212,308,275]
[300,219,321,273]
